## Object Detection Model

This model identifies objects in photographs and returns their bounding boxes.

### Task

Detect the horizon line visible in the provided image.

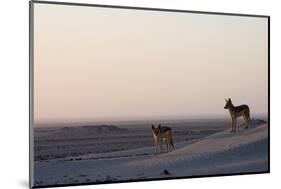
[34,112,268,127]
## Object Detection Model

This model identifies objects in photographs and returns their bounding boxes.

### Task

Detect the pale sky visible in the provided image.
[33,3,268,124]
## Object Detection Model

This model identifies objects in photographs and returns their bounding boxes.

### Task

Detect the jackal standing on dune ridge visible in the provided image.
[224,98,250,132]
[151,124,174,153]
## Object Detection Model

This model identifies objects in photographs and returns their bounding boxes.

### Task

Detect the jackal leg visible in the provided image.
[168,138,172,152]
[233,118,237,132]
[243,115,249,129]
[165,140,169,152]
[230,118,234,132]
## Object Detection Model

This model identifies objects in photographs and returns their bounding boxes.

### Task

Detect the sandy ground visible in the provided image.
[33,119,268,187]
[34,119,227,161]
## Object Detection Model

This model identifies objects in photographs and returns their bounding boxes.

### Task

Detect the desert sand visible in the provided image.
[33,118,268,187]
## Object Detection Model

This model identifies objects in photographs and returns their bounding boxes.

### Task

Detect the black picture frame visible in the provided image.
[29,1,270,188]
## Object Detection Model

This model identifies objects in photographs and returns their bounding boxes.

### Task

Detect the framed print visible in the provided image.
[29,1,270,188]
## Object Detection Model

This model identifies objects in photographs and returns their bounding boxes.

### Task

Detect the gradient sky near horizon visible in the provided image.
[33,3,268,125]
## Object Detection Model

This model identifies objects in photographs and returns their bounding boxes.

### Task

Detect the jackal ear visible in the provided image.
[151,125,154,129]
[228,98,231,102]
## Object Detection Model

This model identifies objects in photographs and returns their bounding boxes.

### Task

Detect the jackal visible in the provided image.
[224,98,250,132]
[151,124,174,153]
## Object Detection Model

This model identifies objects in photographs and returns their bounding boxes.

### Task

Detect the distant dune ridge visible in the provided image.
[34,121,226,161]
[61,125,127,132]
[33,118,268,186]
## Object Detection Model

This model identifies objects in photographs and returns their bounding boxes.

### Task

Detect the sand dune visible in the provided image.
[34,122,224,161]
[34,119,268,186]
[125,122,268,176]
